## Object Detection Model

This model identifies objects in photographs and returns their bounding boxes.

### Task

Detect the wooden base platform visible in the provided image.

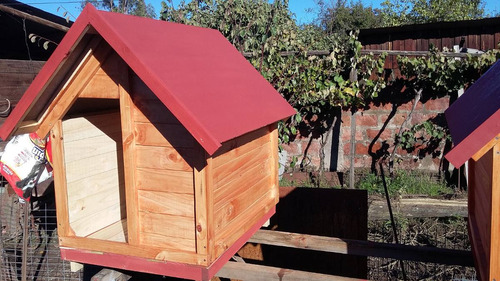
[60,206,275,280]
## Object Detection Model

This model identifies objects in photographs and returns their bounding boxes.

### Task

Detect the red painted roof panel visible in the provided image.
[0,4,295,155]
[445,60,500,167]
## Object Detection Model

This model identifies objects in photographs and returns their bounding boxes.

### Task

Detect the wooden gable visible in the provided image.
[0,5,291,279]
[445,60,500,281]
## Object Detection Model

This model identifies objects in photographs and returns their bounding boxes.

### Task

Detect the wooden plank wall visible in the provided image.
[62,112,126,238]
[361,28,500,52]
[468,147,494,280]
[211,126,278,259]
[0,59,44,151]
[130,73,197,253]
[359,19,500,70]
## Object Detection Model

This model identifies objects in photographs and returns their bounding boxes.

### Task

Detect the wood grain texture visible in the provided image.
[135,145,193,171]
[78,68,119,99]
[214,159,272,206]
[472,135,500,162]
[214,175,273,231]
[135,168,194,194]
[193,152,210,260]
[118,66,139,245]
[59,236,202,265]
[249,229,473,266]
[134,122,194,148]
[217,261,365,281]
[59,112,120,142]
[63,112,126,238]
[138,190,194,217]
[213,141,271,189]
[269,124,279,205]
[489,143,500,280]
[63,131,122,163]
[51,120,71,237]
[140,232,196,253]
[469,149,494,280]
[132,101,178,124]
[87,219,127,242]
[139,211,195,241]
[212,126,270,159]
[210,127,276,261]
[214,194,274,258]
[36,37,110,138]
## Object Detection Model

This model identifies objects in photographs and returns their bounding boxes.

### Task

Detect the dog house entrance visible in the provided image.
[61,99,127,242]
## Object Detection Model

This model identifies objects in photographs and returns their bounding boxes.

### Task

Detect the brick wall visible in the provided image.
[280,96,451,173]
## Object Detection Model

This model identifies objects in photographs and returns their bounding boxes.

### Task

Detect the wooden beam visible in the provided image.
[217,261,365,281]
[0,4,69,32]
[369,198,468,220]
[249,230,474,266]
[471,134,500,161]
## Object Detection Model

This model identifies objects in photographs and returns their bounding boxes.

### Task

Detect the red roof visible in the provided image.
[0,4,295,155]
[445,59,500,167]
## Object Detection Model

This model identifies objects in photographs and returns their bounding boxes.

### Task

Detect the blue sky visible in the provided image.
[18,0,500,24]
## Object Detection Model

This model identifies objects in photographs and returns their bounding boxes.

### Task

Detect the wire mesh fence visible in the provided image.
[368,217,477,280]
[0,178,83,281]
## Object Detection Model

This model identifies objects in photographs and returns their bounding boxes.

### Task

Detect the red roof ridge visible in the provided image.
[445,59,500,167]
[0,4,296,155]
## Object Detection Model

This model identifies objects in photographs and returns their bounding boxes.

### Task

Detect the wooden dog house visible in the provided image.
[0,4,295,280]
[445,60,500,281]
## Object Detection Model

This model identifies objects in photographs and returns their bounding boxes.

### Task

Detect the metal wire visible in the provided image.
[0,177,82,281]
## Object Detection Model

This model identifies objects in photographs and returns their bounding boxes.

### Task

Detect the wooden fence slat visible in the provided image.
[368,198,468,220]
[249,230,474,266]
[217,261,366,281]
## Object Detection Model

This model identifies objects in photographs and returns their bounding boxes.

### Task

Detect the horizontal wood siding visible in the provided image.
[131,73,197,252]
[212,126,278,258]
[0,59,44,127]
[62,112,126,238]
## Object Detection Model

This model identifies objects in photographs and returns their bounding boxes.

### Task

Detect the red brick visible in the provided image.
[283,142,301,155]
[303,139,321,155]
[370,141,383,153]
[425,97,450,111]
[366,128,393,140]
[341,127,363,141]
[410,113,436,126]
[356,114,378,127]
[356,143,369,155]
[343,143,351,155]
[354,157,371,168]
[342,112,351,124]
[398,100,423,111]
[381,113,406,127]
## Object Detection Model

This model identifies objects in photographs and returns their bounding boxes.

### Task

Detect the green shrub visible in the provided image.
[357,171,454,197]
